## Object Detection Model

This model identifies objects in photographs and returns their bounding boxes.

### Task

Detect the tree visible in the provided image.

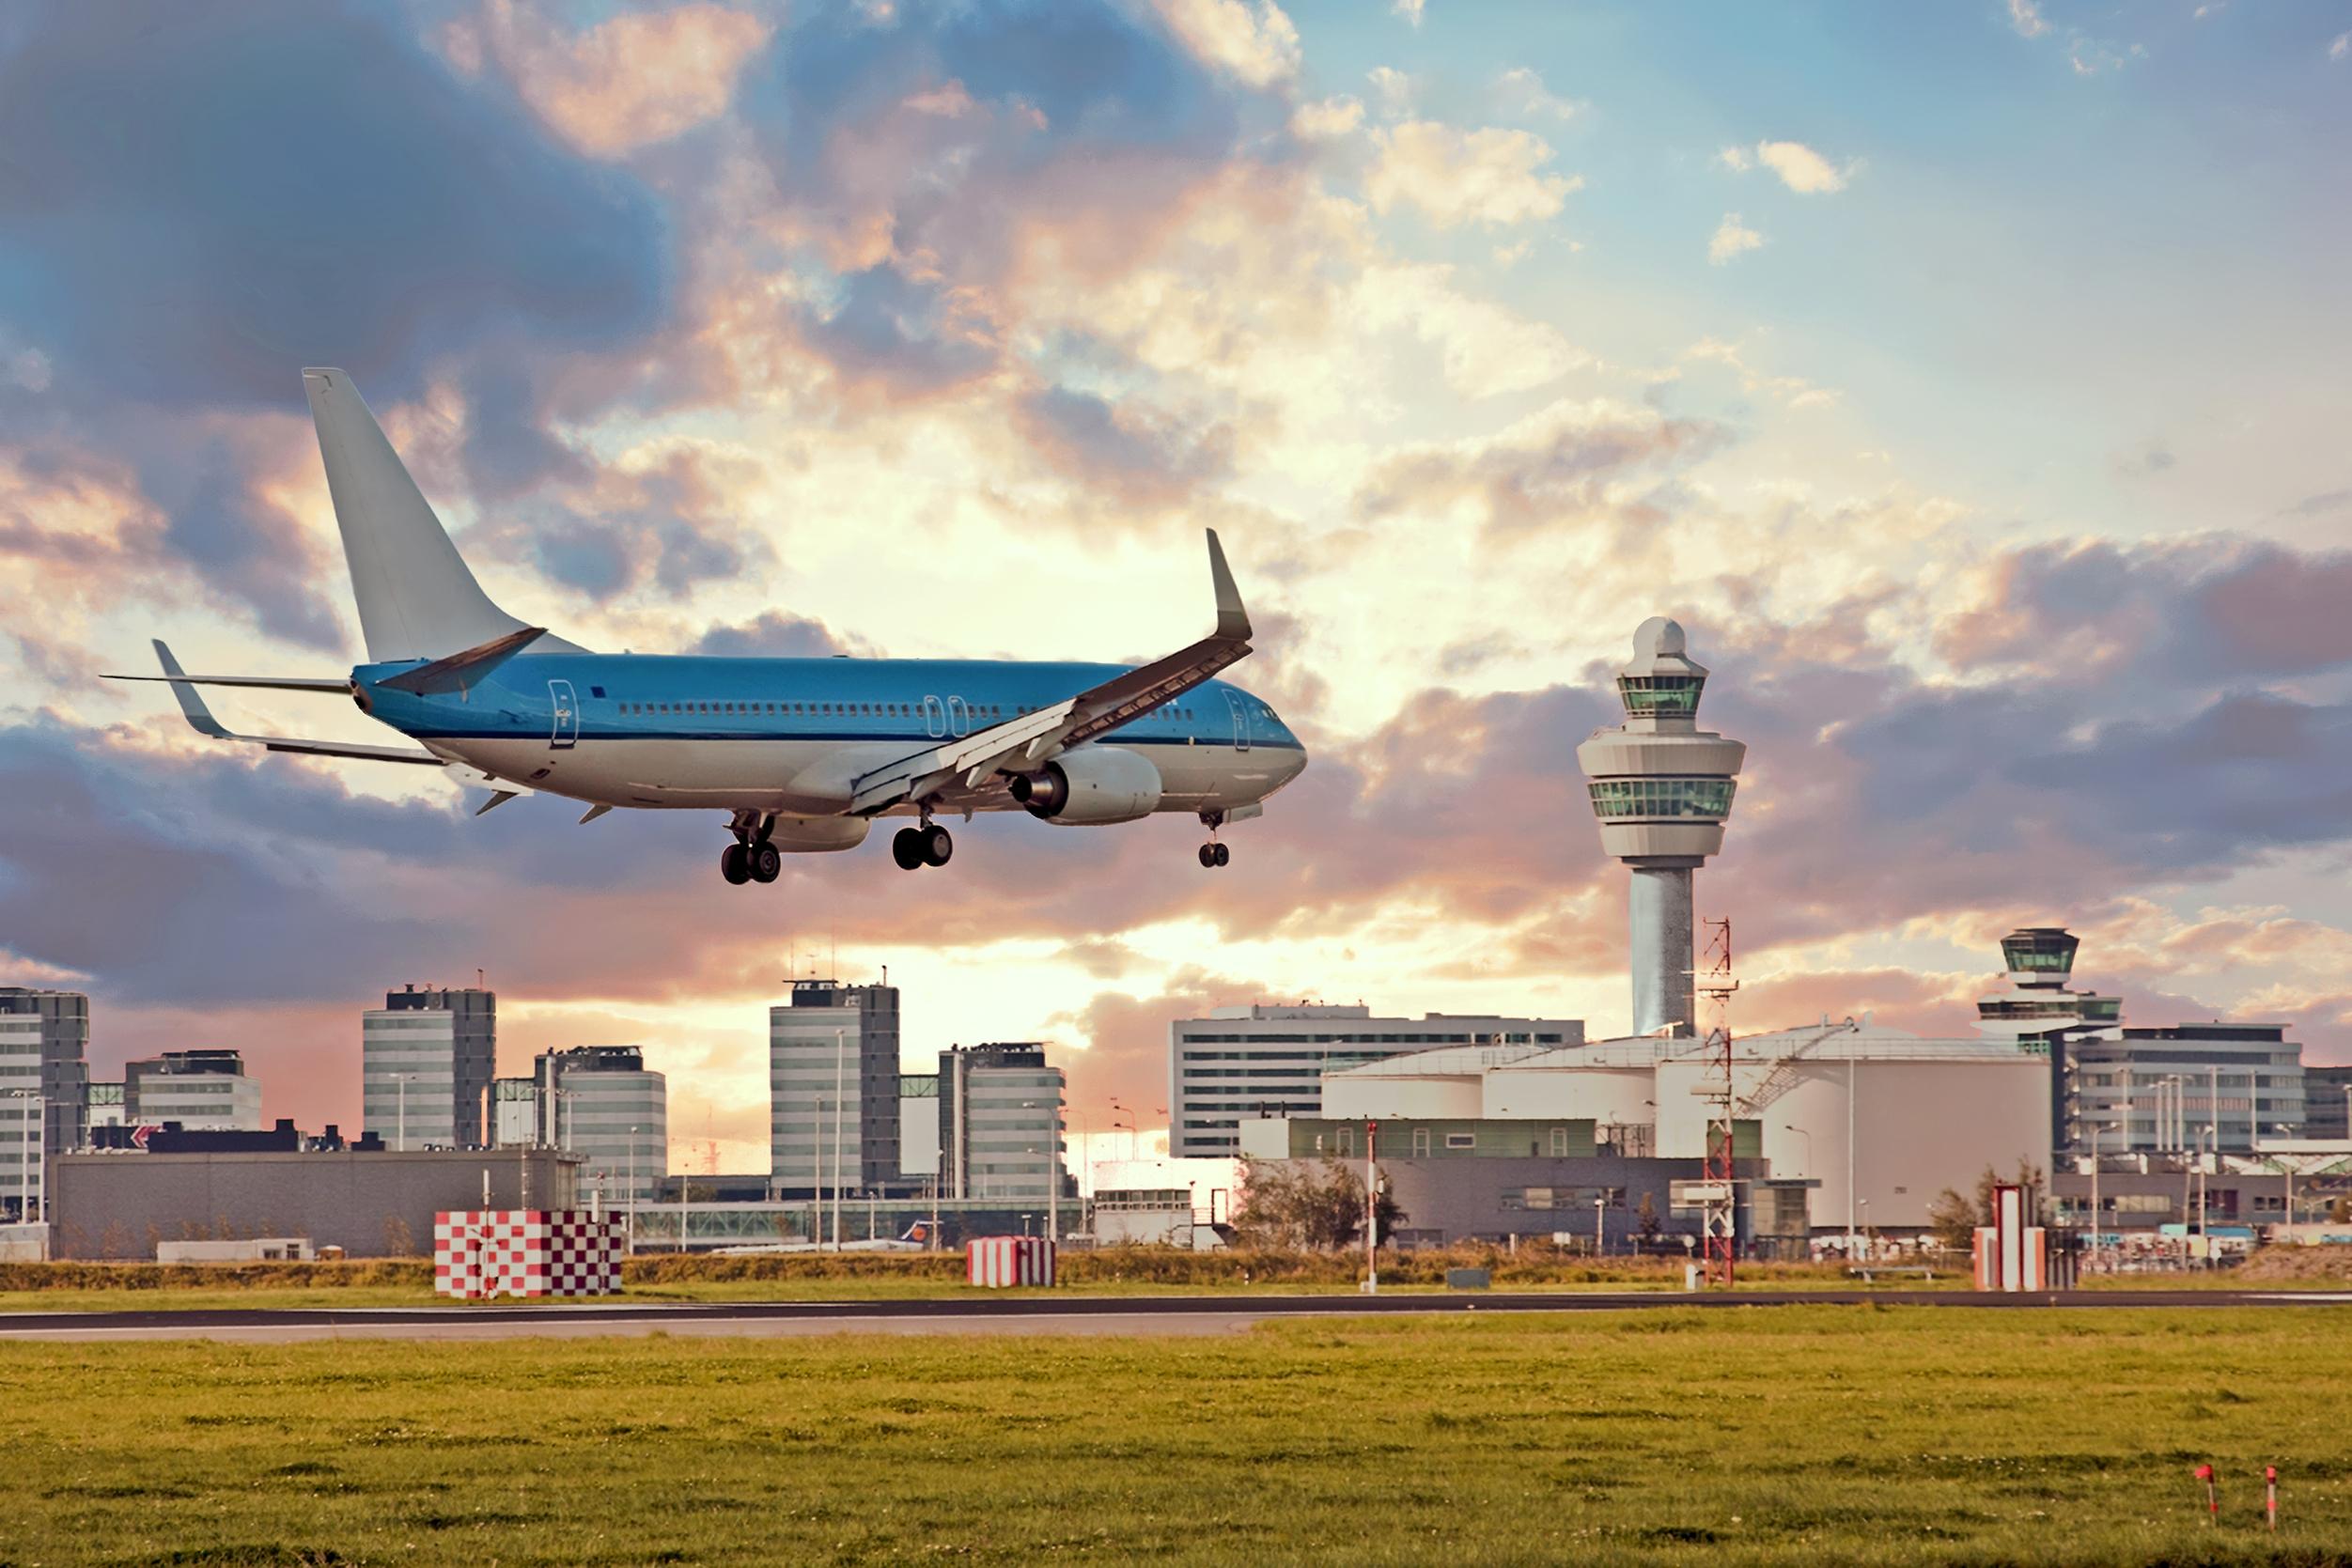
[1925,1188,1977,1253]
[1636,1192,1662,1244]
[1233,1157,1408,1251]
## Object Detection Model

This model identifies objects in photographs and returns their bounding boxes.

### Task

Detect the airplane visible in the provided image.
[114,369,1306,884]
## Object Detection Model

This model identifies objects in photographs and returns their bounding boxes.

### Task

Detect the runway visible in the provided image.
[1,1289,2343,1343]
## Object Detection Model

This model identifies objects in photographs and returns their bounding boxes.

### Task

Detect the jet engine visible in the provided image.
[1007,746,1162,825]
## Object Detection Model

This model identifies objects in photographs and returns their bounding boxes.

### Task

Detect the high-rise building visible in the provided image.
[770,981,900,1191]
[939,1043,1064,1213]
[361,986,494,1151]
[1575,618,1747,1038]
[126,1050,264,1131]
[0,987,91,1157]
[0,986,90,1220]
[2305,1065,2352,1141]
[534,1046,666,1204]
[1169,1004,1584,1159]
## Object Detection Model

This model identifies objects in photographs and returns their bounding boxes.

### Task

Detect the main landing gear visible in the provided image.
[721,815,783,886]
[1198,810,1232,870]
[892,821,954,871]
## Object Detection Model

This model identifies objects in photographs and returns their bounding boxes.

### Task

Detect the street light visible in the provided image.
[1783,1124,1813,1178]
[389,1072,417,1152]
[627,1126,639,1256]
[1021,1099,1062,1244]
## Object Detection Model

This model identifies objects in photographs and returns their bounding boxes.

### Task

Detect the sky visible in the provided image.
[4,0,2351,1174]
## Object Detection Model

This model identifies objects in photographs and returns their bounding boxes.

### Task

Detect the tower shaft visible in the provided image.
[1628,863,1698,1037]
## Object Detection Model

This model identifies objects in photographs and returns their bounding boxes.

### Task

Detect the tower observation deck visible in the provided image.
[1576,618,1746,1037]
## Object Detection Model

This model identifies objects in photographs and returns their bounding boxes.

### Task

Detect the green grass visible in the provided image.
[2,1307,2344,1565]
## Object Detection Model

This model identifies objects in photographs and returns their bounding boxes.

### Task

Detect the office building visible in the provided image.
[2306,1066,2352,1141]
[1575,618,1747,1037]
[535,1047,666,1204]
[770,981,900,1191]
[1,987,89,1221]
[939,1043,1065,1212]
[1169,1004,1583,1158]
[125,1050,264,1131]
[900,1072,941,1178]
[361,986,494,1150]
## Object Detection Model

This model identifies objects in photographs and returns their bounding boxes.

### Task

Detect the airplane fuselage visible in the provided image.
[355,653,1306,821]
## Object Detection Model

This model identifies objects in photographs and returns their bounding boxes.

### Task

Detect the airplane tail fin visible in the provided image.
[302,368,581,663]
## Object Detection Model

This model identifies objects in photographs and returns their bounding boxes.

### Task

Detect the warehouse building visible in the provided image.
[50,1144,579,1260]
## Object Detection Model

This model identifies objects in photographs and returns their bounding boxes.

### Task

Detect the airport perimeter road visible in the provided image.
[1,1289,2345,1343]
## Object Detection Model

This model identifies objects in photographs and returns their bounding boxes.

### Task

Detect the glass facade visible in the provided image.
[1586,778,1737,820]
[1616,674,1705,718]
[2000,929,2079,976]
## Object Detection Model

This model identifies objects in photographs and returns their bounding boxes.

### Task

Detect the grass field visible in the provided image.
[2,1306,2344,1566]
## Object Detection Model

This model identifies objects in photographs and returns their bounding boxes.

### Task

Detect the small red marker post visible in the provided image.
[2266,1466,2278,1531]
[2194,1464,2218,1524]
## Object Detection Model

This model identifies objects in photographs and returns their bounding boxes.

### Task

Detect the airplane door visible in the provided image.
[923,696,946,738]
[1224,691,1251,751]
[946,695,971,737]
[549,679,579,750]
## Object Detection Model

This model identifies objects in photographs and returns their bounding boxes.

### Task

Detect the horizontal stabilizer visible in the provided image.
[378,626,547,696]
[105,672,352,694]
[146,640,444,767]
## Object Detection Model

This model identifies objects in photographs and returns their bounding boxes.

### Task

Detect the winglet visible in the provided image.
[152,641,233,740]
[1207,529,1252,642]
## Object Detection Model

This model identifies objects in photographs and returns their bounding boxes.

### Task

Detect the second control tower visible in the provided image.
[1577,617,1746,1037]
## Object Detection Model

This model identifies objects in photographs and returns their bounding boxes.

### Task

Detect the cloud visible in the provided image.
[1709,212,1766,264]
[1367,122,1580,229]
[689,612,864,660]
[1752,140,1850,194]
[1291,95,1365,139]
[1366,66,1414,116]
[0,0,672,410]
[1497,68,1582,120]
[1354,396,1728,539]
[1012,384,1237,505]
[1355,263,1590,397]
[460,0,774,159]
[2008,0,2050,39]
[1152,0,1301,87]
[2332,32,2349,61]
[1392,0,1426,27]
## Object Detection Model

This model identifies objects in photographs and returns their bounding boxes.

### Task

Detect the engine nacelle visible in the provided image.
[1009,747,1162,826]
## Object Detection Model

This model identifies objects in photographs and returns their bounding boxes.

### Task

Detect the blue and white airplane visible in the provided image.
[117,369,1306,883]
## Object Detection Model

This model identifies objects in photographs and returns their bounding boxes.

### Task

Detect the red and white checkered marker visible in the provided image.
[434,1210,623,1300]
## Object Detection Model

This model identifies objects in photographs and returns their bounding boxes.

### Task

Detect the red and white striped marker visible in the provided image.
[2194,1463,2218,1524]
[2266,1466,2278,1531]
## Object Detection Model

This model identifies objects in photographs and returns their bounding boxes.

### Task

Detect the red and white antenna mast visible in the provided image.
[1697,917,1739,1288]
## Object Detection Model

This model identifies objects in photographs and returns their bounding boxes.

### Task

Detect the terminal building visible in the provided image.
[1168,1004,1583,1158]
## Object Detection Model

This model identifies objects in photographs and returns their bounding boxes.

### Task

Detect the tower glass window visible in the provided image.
[1616,674,1706,717]
[1586,778,1737,819]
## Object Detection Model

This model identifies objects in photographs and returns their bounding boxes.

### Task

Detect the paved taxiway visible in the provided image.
[1,1290,2344,1343]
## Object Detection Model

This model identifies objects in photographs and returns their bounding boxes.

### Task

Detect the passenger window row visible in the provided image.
[611,700,1200,721]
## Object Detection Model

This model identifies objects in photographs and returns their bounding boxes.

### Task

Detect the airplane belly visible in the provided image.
[439,737,840,810]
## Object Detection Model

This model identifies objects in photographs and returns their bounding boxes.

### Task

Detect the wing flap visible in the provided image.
[848,529,1254,815]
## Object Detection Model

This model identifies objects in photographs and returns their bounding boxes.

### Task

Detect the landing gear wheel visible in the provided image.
[892,828,925,871]
[1212,841,1231,867]
[720,844,753,885]
[749,843,782,883]
[921,825,954,867]
[1199,843,1218,869]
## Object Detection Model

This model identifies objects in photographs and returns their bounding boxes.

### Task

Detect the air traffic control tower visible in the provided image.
[1577,617,1746,1037]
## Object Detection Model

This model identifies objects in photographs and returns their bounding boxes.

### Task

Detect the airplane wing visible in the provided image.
[847,530,1254,816]
[133,640,445,766]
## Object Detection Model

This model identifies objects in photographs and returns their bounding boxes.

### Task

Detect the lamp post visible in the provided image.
[1021,1099,1061,1243]
[833,1030,846,1252]
[1783,1125,1813,1178]
[390,1072,416,1152]
[1595,1192,1606,1258]
[627,1126,639,1257]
